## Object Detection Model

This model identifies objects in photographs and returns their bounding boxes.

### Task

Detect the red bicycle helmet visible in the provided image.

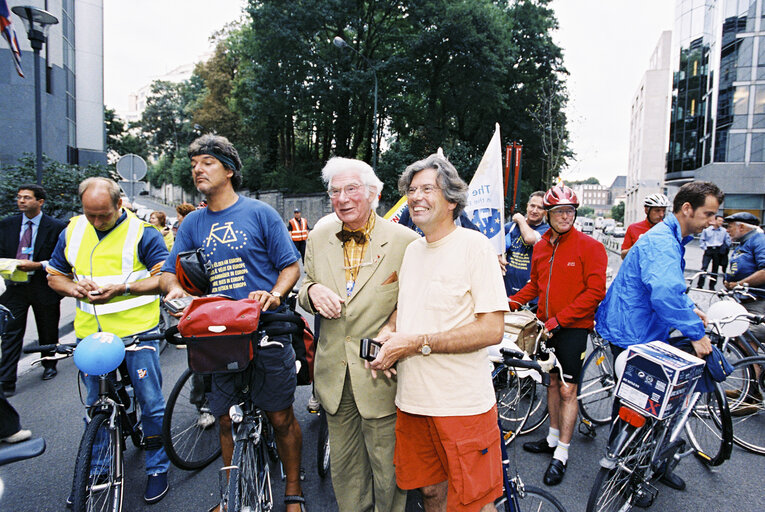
[543,184,579,209]
[175,248,212,296]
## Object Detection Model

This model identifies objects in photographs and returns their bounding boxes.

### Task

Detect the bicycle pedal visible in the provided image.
[578,420,597,438]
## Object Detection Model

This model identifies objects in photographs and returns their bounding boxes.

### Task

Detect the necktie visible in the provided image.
[336,229,366,244]
[16,221,33,260]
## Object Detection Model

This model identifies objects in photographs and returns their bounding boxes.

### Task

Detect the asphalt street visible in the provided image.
[1,226,762,512]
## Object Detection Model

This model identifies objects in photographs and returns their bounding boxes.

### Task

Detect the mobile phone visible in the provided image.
[88,289,102,296]
[359,338,382,362]
[164,296,193,314]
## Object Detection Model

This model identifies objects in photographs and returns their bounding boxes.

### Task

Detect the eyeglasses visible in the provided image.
[328,184,366,198]
[549,207,576,217]
[407,185,441,196]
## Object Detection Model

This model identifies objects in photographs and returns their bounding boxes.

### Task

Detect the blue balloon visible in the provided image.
[74,332,126,375]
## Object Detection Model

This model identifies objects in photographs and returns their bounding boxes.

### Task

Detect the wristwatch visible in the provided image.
[271,291,282,300]
[420,334,432,356]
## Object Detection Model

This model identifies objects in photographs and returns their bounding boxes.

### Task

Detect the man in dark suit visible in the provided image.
[0,184,67,394]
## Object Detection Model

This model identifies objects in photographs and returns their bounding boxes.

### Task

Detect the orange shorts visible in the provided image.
[394,405,503,512]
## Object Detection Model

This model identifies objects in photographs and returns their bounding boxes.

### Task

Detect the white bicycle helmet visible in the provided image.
[643,194,670,208]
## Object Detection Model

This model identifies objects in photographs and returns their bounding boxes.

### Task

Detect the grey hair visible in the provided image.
[79,177,122,208]
[321,157,384,210]
[529,191,545,202]
[398,153,468,219]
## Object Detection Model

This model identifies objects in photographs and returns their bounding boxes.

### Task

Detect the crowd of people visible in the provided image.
[0,131,763,512]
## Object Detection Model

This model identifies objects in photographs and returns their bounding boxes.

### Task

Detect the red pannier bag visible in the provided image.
[177,296,261,374]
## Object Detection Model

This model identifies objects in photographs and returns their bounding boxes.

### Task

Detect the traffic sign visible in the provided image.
[116,154,148,202]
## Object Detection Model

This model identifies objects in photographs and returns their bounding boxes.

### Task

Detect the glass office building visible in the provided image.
[667,0,765,221]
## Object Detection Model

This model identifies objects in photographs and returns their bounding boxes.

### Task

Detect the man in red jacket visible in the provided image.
[509,184,607,486]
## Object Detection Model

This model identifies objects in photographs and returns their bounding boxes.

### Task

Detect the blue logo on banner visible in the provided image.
[470,208,502,237]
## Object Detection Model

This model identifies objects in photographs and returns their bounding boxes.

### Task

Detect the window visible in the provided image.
[728,133,747,161]
[751,133,765,161]
[734,86,750,115]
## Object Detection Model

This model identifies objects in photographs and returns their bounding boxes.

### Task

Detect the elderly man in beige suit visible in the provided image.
[299,157,418,512]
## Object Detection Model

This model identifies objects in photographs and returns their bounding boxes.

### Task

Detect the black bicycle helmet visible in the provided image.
[176,248,212,296]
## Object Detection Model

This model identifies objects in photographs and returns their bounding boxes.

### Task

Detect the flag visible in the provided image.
[465,123,505,254]
[0,0,24,77]
[384,194,408,222]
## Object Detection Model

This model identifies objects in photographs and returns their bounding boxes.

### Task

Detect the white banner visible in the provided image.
[465,123,505,254]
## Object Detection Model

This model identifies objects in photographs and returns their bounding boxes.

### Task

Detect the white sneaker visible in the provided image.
[1,429,32,443]
[307,394,320,414]
[197,412,215,429]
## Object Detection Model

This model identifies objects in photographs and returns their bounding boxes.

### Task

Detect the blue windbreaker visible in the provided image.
[595,214,705,348]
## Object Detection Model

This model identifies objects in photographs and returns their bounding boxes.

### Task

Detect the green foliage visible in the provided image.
[611,201,625,223]
[578,206,595,218]
[568,177,601,186]
[104,108,150,161]
[0,155,112,218]
[135,0,570,198]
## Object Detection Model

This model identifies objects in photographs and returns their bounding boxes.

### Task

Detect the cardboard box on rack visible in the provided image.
[616,340,704,420]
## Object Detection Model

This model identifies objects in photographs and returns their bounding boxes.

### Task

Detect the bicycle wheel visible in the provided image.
[496,484,567,511]
[72,411,124,512]
[586,421,655,512]
[578,346,616,425]
[495,366,535,442]
[684,383,733,466]
[228,430,273,512]
[726,356,765,455]
[163,368,221,470]
[317,408,330,478]
[520,377,549,435]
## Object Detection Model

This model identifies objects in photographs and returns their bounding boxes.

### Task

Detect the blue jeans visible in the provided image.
[80,330,170,475]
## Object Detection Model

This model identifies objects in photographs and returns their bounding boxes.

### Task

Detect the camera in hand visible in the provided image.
[164,296,193,314]
[359,338,382,362]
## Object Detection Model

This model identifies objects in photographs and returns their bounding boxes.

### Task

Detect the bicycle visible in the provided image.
[577,331,616,427]
[495,347,567,512]
[24,330,165,512]
[490,316,561,442]
[586,340,733,512]
[162,367,221,470]
[315,404,330,478]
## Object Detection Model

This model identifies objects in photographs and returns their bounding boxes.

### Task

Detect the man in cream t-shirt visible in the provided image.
[369,153,508,512]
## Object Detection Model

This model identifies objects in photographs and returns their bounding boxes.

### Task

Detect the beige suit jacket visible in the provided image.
[298,213,419,418]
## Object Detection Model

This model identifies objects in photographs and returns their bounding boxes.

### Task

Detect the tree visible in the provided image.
[569,177,601,186]
[0,155,112,218]
[611,201,625,223]
[104,108,150,162]
[578,206,595,218]
[139,81,196,158]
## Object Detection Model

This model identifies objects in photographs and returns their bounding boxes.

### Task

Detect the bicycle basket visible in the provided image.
[503,310,538,354]
[178,297,262,374]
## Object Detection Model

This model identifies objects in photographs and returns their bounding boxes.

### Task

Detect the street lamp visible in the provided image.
[333,36,379,171]
[12,5,58,185]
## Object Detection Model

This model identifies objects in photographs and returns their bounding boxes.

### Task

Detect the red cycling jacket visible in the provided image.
[510,227,607,329]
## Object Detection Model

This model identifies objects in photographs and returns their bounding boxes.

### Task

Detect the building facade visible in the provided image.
[573,183,612,216]
[625,31,672,225]
[0,0,105,168]
[667,0,765,222]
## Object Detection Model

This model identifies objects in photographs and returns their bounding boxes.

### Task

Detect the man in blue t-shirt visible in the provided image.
[723,212,765,349]
[160,134,304,511]
[501,191,549,297]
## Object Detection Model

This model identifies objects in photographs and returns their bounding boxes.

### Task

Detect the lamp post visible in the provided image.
[11,5,58,185]
[333,36,379,171]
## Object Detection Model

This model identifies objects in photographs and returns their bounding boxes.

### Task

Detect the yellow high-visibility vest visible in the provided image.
[64,210,159,338]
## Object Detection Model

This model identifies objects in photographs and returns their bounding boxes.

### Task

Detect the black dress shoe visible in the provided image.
[42,367,57,381]
[659,470,685,491]
[543,458,567,486]
[522,438,556,454]
[1,382,15,396]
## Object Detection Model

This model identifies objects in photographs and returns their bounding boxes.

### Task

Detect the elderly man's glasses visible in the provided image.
[328,184,366,198]
[549,207,576,217]
[407,185,441,196]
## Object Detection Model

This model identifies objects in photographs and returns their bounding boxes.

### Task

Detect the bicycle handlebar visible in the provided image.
[23,343,76,354]
[500,348,552,387]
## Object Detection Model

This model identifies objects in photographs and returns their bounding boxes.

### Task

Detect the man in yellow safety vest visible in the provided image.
[288,208,310,262]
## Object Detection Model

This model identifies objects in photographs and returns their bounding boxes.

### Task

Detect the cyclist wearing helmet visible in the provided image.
[509,183,607,486]
[620,193,670,259]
